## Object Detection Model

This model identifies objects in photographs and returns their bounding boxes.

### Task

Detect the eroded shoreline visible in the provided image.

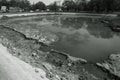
[0,13,119,80]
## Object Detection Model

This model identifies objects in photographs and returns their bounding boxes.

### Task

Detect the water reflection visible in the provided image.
[33,15,120,62]
[41,15,119,39]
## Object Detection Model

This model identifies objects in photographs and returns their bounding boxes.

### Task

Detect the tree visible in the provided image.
[32,1,46,11]
[9,0,18,7]
[18,0,31,11]
[102,0,115,12]
[0,0,8,6]
[48,2,59,12]
[75,0,88,11]
[87,0,115,13]
[114,0,120,11]
[62,0,76,12]
[0,0,9,10]
[7,0,31,11]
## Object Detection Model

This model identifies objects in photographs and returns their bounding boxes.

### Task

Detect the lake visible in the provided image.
[3,14,120,63]
[38,15,120,62]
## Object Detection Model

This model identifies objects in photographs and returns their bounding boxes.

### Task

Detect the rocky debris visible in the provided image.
[42,62,98,80]
[96,53,120,79]
[24,30,58,45]
[68,56,87,63]
[45,50,103,80]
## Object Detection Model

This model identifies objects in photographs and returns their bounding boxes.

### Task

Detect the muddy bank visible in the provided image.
[0,25,114,80]
[97,53,120,79]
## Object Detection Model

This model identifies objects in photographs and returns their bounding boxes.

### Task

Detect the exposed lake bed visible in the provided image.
[0,13,120,80]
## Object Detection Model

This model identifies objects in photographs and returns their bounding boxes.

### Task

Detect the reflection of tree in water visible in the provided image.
[78,20,118,39]
[87,22,114,39]
[64,22,90,45]
[60,17,92,29]
[35,15,120,39]
[60,17,115,39]
[66,32,90,45]
[55,22,90,45]
[115,32,120,37]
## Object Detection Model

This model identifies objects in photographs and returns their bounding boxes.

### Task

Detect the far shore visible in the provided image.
[0,12,118,18]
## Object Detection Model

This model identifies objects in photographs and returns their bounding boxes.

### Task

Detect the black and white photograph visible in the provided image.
[0,0,120,80]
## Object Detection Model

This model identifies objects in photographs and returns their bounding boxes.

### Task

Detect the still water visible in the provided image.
[35,15,120,62]
[7,15,120,63]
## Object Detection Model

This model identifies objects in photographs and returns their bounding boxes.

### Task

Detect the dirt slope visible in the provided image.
[0,44,49,80]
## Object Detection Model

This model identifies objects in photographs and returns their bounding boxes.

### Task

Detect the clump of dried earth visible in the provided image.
[97,53,120,80]
[0,15,118,80]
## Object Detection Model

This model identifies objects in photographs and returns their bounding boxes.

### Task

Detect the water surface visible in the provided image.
[34,15,120,62]
[5,15,120,62]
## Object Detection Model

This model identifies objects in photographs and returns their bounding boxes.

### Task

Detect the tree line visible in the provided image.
[61,0,120,13]
[0,0,31,11]
[0,0,120,13]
